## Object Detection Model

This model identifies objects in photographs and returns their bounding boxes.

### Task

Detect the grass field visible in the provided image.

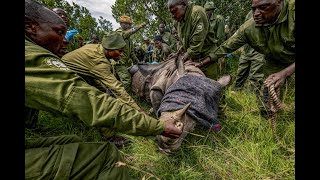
[25,54,295,179]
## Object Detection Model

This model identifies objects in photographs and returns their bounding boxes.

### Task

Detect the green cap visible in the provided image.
[101,31,126,50]
[204,1,215,10]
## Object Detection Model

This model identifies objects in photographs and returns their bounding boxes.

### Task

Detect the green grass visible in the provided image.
[25,54,295,179]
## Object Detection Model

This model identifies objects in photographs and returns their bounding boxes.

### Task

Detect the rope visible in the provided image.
[263,81,282,143]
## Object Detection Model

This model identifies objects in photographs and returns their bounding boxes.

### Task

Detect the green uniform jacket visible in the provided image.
[207,14,225,46]
[25,37,164,136]
[116,28,140,66]
[176,3,212,60]
[212,0,295,66]
[161,31,177,52]
[61,44,141,110]
[154,43,171,62]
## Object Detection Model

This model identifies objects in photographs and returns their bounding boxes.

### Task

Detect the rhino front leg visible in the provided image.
[150,89,164,114]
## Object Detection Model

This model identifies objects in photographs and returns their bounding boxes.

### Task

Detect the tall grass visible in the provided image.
[25,53,295,179]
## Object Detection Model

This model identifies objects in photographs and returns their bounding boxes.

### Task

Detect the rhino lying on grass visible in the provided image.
[129,52,231,154]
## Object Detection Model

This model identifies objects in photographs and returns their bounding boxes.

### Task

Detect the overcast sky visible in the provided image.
[66,0,120,30]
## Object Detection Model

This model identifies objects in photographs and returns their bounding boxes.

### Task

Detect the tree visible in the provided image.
[33,0,113,42]
[112,0,251,43]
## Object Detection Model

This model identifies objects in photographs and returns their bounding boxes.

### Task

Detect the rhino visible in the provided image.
[129,52,231,154]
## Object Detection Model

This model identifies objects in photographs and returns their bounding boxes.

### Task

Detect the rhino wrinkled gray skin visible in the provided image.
[129,52,231,154]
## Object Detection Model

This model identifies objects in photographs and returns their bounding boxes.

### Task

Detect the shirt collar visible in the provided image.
[182,3,193,22]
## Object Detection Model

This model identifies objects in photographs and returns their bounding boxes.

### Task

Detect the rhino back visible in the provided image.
[157,74,222,129]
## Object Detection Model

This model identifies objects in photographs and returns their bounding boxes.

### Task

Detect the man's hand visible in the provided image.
[194,56,210,68]
[264,71,287,90]
[264,63,295,89]
[160,118,183,139]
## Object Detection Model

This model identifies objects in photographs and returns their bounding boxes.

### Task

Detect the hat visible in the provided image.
[101,31,126,50]
[119,15,132,24]
[204,1,215,10]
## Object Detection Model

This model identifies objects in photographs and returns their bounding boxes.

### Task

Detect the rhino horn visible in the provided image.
[174,102,191,118]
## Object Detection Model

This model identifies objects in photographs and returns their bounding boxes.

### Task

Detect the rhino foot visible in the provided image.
[217,75,232,88]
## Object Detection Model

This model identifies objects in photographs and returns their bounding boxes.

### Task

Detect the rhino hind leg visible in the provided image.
[156,116,196,155]
[217,75,232,88]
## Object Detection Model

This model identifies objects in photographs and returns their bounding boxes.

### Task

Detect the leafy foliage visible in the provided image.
[34,0,113,41]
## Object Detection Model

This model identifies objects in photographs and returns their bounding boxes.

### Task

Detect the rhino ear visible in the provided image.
[175,102,191,118]
[128,65,138,76]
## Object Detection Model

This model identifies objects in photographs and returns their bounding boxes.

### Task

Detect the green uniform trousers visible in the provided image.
[200,61,220,80]
[234,45,265,92]
[25,107,39,129]
[25,135,130,180]
[114,64,132,92]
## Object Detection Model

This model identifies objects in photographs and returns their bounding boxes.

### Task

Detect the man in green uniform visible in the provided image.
[61,31,143,140]
[167,0,219,80]
[158,23,177,52]
[204,1,225,46]
[153,35,172,62]
[25,1,182,179]
[141,37,154,63]
[52,7,83,52]
[61,31,141,110]
[204,1,227,75]
[233,11,266,92]
[201,0,295,117]
[115,15,146,91]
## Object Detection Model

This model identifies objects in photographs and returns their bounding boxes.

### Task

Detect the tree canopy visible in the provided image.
[34,0,252,45]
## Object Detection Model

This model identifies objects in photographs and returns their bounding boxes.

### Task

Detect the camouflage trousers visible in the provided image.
[25,135,130,180]
[234,46,266,92]
[200,61,220,80]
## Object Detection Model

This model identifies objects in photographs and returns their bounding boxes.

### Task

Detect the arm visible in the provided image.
[91,59,141,110]
[204,26,248,66]
[25,52,181,137]
[120,23,147,39]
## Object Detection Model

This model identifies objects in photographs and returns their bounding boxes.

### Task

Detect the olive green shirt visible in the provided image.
[207,14,225,46]
[116,28,140,66]
[25,37,164,136]
[154,43,171,62]
[176,3,213,60]
[161,31,177,52]
[61,44,141,110]
[211,0,295,66]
